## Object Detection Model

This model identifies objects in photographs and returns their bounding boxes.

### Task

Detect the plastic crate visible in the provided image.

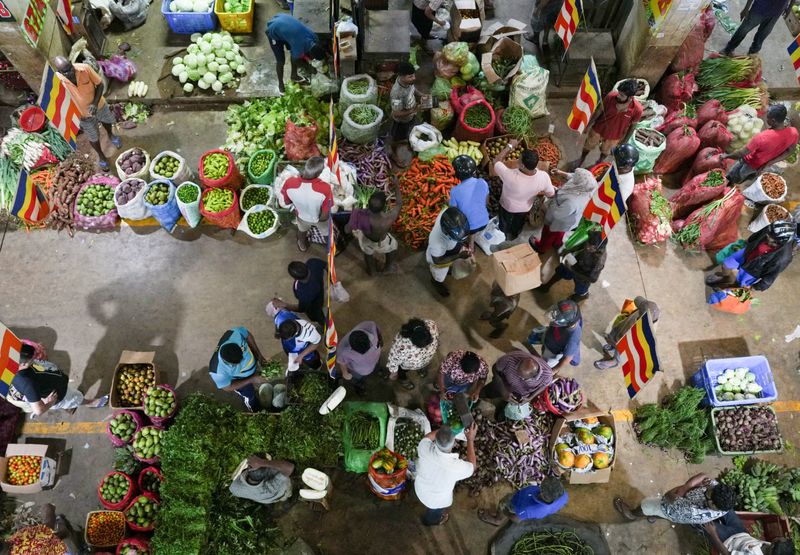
[692,355,777,407]
[711,406,784,456]
[710,512,791,555]
[162,0,218,34]
[214,0,253,33]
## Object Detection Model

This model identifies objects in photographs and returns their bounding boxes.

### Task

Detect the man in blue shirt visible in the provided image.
[722,0,791,56]
[478,476,568,525]
[209,327,268,412]
[266,14,326,93]
[449,155,490,251]
[285,258,327,327]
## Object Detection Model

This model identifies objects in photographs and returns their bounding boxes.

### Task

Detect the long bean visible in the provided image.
[463,104,492,129]
[511,529,594,555]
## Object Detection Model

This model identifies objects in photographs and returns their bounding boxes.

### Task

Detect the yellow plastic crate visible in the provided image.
[214,0,253,33]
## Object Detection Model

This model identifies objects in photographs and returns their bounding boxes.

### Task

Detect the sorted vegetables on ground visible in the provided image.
[133,427,164,460]
[697,56,759,90]
[349,412,380,450]
[116,179,145,206]
[553,417,614,473]
[395,155,459,249]
[202,152,229,180]
[490,58,517,80]
[634,128,665,148]
[392,419,424,460]
[144,386,177,418]
[176,183,199,203]
[116,364,156,407]
[140,469,162,495]
[126,495,159,529]
[241,186,271,210]
[511,529,594,555]
[698,169,725,188]
[629,176,673,245]
[260,359,284,380]
[154,155,180,178]
[119,103,151,124]
[86,511,125,546]
[760,173,786,199]
[633,386,713,463]
[485,136,524,160]
[501,106,533,137]
[339,139,393,196]
[348,105,381,125]
[463,103,493,128]
[765,204,790,223]
[6,524,68,554]
[117,539,149,554]
[546,378,584,414]
[713,366,763,401]
[99,473,131,505]
[698,84,766,111]
[113,446,142,475]
[347,79,369,95]
[441,138,483,162]
[145,182,170,206]
[727,106,763,147]
[531,137,561,169]
[109,412,138,442]
[171,31,246,94]
[203,187,234,212]
[714,406,782,453]
[45,155,95,235]
[246,209,276,234]
[222,0,248,12]
[76,184,114,217]
[128,81,149,98]
[720,456,800,515]
[292,373,331,405]
[248,150,275,178]
[371,447,406,475]
[118,148,147,176]
[5,455,41,485]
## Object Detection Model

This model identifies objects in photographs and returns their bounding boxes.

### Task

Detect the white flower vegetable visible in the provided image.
[198,78,210,90]
[184,83,194,93]
[208,61,219,73]
[203,71,216,83]
[179,71,189,84]
[173,56,183,66]
[212,80,223,92]
[185,54,198,68]
[190,32,201,42]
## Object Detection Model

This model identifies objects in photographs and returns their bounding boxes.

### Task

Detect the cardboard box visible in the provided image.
[492,243,542,295]
[548,402,617,484]
[478,19,526,53]
[109,351,158,411]
[450,0,484,42]
[0,443,57,494]
[481,37,523,84]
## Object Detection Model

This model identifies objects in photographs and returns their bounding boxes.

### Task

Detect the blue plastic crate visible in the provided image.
[162,0,218,34]
[692,355,777,408]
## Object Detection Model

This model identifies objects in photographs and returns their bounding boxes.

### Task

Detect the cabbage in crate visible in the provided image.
[169,0,212,11]
[223,0,248,12]
[714,367,763,402]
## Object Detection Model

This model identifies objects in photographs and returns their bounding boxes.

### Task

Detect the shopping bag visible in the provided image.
[708,288,753,314]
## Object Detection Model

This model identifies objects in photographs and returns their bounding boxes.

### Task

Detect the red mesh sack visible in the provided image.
[454,99,496,143]
[198,149,243,190]
[137,466,164,498]
[629,176,673,244]
[657,110,697,136]
[697,120,733,150]
[284,119,321,161]
[696,99,729,128]
[684,147,734,183]
[673,188,744,250]
[670,169,729,220]
[124,493,160,532]
[97,471,136,511]
[656,72,698,113]
[106,409,143,447]
[200,187,241,230]
[669,19,706,73]
[450,85,484,115]
[653,125,701,174]
[116,537,151,555]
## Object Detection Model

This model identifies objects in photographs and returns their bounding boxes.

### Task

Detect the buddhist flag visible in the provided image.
[582,162,625,240]
[0,322,22,398]
[618,312,660,398]
[567,58,601,134]
[11,169,50,223]
[38,64,80,149]
[554,0,582,51]
[325,214,338,378]
[788,35,800,84]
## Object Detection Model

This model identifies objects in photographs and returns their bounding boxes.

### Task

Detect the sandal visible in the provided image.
[399,380,415,390]
[98,160,109,171]
[477,509,504,526]
[438,512,450,525]
[90,395,110,408]
[614,497,637,521]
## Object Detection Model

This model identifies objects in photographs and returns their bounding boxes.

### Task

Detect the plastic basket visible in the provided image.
[200,187,240,229]
[711,406,784,455]
[97,471,137,511]
[246,149,278,184]
[199,149,243,190]
[692,355,777,407]
[214,0,253,33]
[106,409,144,447]
[84,510,126,548]
[162,0,218,34]
[124,493,160,532]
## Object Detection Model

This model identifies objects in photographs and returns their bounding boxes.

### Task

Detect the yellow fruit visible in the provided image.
[558,450,575,468]
[593,452,610,469]
[583,417,599,425]
[555,442,570,453]
[574,454,592,469]
[576,428,595,445]
[596,425,613,441]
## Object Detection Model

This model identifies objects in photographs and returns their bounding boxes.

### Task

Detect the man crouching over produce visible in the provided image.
[478,475,568,525]
[703,511,796,555]
[209,327,269,412]
[615,473,736,525]
[414,424,477,526]
[724,104,799,184]
[345,177,403,275]
[282,156,333,252]
[53,56,121,171]
[484,349,553,420]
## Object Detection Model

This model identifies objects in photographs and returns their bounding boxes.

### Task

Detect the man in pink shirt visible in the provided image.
[493,141,556,240]
[281,156,333,251]
[724,104,799,184]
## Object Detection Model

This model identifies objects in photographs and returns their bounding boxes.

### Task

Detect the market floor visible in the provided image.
[4,106,800,553]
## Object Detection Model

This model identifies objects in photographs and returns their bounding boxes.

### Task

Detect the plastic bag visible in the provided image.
[741,173,788,203]
[343,402,388,473]
[115,147,150,181]
[340,74,378,108]
[284,119,321,161]
[431,100,454,130]
[114,177,150,220]
[443,42,469,66]
[629,176,672,244]
[409,123,442,152]
[475,217,506,255]
[274,165,301,209]
[89,0,113,28]
[431,77,452,101]
[73,175,120,231]
[715,239,746,264]
[629,128,666,173]
[341,104,384,144]
[653,125,701,174]
[696,99,728,128]
[385,404,431,453]
[310,73,337,97]
[670,170,729,220]
[175,181,202,228]
[450,85,484,115]
[460,52,480,81]
[433,52,460,79]
[97,55,137,83]
[336,16,358,37]
[237,205,280,239]
[612,78,650,103]
[509,64,550,118]
[697,120,733,150]
[108,0,149,30]
[656,72,698,113]
[748,204,791,233]
[700,6,716,39]
[143,179,181,232]
[669,18,706,73]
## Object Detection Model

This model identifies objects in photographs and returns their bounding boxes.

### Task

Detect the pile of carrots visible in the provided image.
[532,137,561,169]
[395,155,459,250]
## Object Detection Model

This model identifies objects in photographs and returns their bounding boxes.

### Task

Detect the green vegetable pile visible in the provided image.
[133,427,164,460]
[633,386,713,464]
[248,150,275,178]
[203,152,230,181]
[510,529,593,555]
[154,155,181,178]
[126,495,159,529]
[99,473,131,505]
[347,79,369,95]
[392,419,424,460]
[140,470,162,496]
[203,188,234,213]
[650,189,671,221]
[241,186,271,210]
[154,394,342,554]
[349,105,380,126]
[293,373,332,405]
[144,386,177,419]
[145,183,170,206]
[700,169,725,188]
[697,56,758,90]
[246,209,275,234]
[260,359,284,380]
[698,84,766,111]
[501,106,532,137]
[77,185,114,217]
[109,413,137,443]
[491,57,517,80]
[720,456,800,515]
[113,446,141,475]
[176,183,199,203]
[223,0,248,12]
[349,412,380,450]
[463,104,492,129]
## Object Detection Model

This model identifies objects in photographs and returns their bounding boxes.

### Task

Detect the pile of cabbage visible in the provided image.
[168,0,212,12]
[714,367,763,402]
[171,31,247,94]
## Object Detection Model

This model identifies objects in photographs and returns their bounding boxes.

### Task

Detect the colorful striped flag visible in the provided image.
[324,99,340,378]
[567,58,601,134]
[38,64,81,149]
[327,99,342,189]
[582,162,625,240]
[11,169,50,223]
[0,322,22,398]
[554,0,582,51]
[617,311,660,398]
[788,35,800,84]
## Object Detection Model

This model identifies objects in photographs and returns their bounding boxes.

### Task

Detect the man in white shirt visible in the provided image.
[426,207,471,298]
[612,144,639,205]
[414,424,477,526]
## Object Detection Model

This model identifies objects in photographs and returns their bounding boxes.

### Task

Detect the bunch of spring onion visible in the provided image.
[697,56,759,90]
[698,84,766,111]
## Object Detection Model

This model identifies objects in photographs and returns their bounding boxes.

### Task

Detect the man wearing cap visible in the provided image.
[723,104,799,184]
[540,299,583,373]
[595,296,660,370]
[426,206,472,298]
[209,327,269,412]
[414,424,477,526]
